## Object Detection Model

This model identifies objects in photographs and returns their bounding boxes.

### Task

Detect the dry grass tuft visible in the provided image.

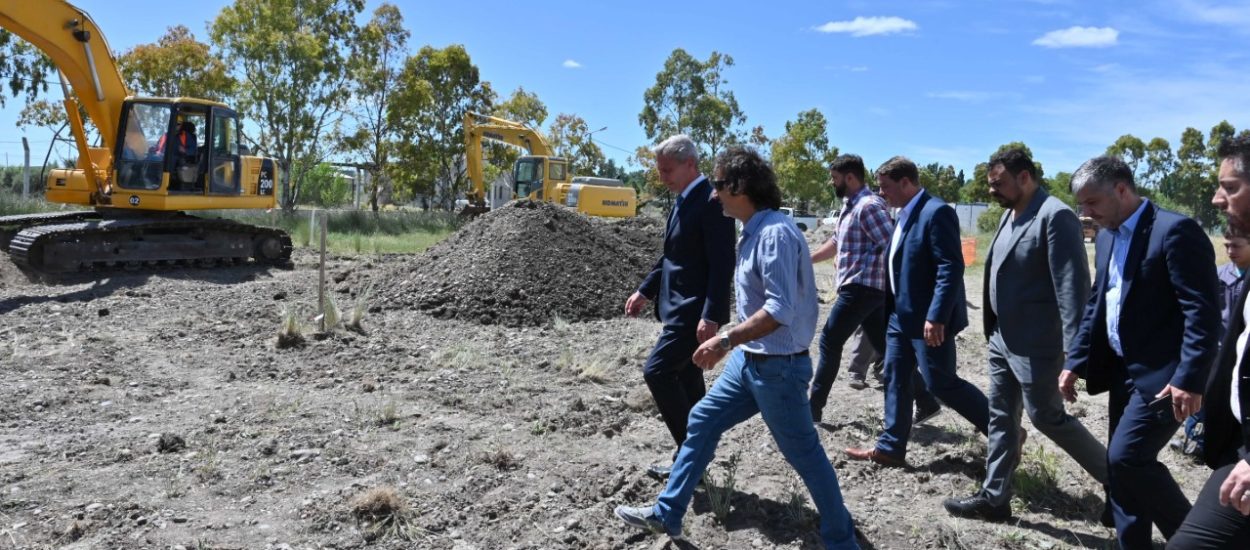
[276,304,304,348]
[349,486,422,541]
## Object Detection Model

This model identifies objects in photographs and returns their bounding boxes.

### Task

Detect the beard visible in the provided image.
[1227,211,1250,233]
[834,184,847,199]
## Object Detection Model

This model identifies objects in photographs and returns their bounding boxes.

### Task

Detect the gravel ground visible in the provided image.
[0,220,1208,549]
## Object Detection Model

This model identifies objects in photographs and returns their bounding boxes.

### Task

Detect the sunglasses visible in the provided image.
[710,179,730,190]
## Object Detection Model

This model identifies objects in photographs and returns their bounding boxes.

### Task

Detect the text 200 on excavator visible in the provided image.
[0,0,292,274]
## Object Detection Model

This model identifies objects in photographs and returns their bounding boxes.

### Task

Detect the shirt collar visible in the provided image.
[845,185,873,210]
[898,188,926,221]
[1118,198,1150,238]
[741,208,775,239]
[679,176,705,201]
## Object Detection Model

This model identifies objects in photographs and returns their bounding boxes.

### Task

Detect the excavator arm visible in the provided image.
[462,111,554,205]
[0,1,130,200]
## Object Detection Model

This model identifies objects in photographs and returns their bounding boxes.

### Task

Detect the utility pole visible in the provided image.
[22,137,31,199]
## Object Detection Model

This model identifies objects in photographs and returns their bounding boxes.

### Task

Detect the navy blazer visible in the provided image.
[1064,202,1220,397]
[1203,280,1250,468]
[888,191,968,338]
[637,178,736,329]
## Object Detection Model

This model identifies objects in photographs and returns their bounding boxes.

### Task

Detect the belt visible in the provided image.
[743,350,809,362]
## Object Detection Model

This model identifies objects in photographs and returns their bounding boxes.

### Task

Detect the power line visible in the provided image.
[592,137,635,155]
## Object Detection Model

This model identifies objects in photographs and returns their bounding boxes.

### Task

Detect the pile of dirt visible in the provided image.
[807,219,837,246]
[379,201,663,327]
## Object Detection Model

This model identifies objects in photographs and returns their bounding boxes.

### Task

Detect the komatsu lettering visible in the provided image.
[602,200,629,207]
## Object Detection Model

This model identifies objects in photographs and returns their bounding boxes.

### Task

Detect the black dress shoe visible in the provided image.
[646,463,672,480]
[943,492,1011,521]
[811,405,823,424]
[914,402,942,425]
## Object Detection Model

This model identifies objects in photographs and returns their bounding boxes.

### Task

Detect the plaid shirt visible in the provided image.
[829,186,893,291]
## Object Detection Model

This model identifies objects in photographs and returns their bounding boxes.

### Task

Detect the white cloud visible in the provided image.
[1173,0,1250,27]
[926,91,1001,102]
[814,16,918,37]
[1021,61,1250,169]
[562,59,582,69]
[1033,26,1119,48]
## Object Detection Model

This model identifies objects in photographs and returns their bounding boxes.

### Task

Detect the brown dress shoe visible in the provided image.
[844,447,906,468]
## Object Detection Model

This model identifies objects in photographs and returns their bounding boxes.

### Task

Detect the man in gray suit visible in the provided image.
[943,148,1109,521]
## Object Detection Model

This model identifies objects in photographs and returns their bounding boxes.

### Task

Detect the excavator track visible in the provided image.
[0,211,103,251]
[6,214,292,274]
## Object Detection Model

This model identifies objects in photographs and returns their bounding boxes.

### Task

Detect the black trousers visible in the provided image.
[643,327,706,451]
[1167,461,1250,549]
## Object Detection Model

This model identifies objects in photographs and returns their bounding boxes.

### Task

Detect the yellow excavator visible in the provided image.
[0,0,291,273]
[462,111,636,218]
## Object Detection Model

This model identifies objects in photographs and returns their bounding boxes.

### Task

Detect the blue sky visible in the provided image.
[3,0,1249,180]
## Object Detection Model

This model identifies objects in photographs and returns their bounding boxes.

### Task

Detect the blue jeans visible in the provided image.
[876,312,989,459]
[653,350,859,549]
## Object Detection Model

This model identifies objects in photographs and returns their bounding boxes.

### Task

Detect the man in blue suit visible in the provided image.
[846,156,989,467]
[626,134,736,478]
[1060,155,1220,550]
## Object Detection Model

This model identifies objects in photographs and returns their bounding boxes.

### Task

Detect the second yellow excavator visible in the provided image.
[0,0,291,274]
[462,112,636,218]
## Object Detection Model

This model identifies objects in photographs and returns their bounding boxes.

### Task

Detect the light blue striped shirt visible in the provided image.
[734,208,819,355]
[1105,199,1149,357]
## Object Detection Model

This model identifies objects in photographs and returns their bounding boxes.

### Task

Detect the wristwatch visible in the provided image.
[717,332,733,351]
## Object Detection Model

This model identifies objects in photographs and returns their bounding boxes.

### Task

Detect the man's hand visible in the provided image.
[923,321,945,347]
[625,291,649,317]
[1218,459,1250,516]
[692,337,728,370]
[1155,385,1203,423]
[1058,370,1080,403]
[696,319,719,344]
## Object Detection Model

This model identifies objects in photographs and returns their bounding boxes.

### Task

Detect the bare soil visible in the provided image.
[0,212,1209,550]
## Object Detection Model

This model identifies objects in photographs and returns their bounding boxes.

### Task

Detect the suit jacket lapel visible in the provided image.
[893,191,930,277]
[1119,202,1155,304]
[997,189,1048,271]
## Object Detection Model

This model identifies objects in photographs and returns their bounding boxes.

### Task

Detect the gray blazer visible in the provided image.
[982,188,1090,357]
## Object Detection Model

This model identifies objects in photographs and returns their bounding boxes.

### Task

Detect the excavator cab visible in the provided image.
[514,157,544,199]
[115,100,242,196]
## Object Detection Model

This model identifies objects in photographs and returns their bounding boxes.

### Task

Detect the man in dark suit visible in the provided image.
[846,156,989,467]
[1169,136,1250,548]
[626,134,736,478]
[944,148,1107,521]
[1060,155,1221,550]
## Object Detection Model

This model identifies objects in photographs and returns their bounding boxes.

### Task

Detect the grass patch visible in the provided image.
[1012,443,1062,505]
[702,451,742,525]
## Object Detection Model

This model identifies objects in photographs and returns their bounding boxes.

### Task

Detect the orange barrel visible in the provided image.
[961,236,977,266]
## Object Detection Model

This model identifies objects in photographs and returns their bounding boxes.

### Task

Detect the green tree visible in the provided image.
[921,162,962,204]
[962,142,1044,204]
[0,30,54,108]
[769,109,837,212]
[339,3,408,211]
[300,163,352,207]
[547,113,606,176]
[484,86,548,185]
[1105,134,1147,183]
[119,26,235,101]
[1142,137,1176,191]
[1163,127,1218,226]
[1041,171,1076,208]
[210,0,365,210]
[639,49,746,172]
[1208,120,1237,166]
[389,44,494,208]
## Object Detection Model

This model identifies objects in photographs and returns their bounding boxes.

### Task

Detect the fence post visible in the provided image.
[22,137,31,199]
